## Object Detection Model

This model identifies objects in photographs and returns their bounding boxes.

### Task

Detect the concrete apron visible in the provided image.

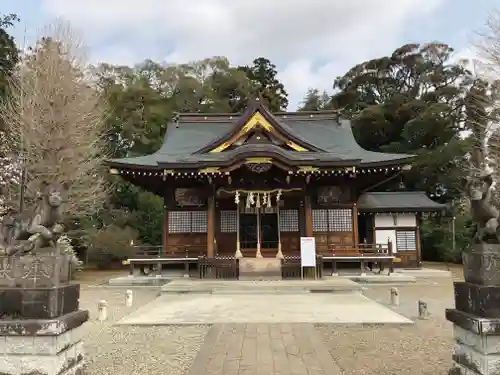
[115,292,413,326]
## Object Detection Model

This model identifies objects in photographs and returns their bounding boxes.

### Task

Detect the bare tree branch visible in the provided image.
[0,20,110,217]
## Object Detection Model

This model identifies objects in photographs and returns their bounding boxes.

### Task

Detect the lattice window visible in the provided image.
[169,211,191,233]
[312,209,352,232]
[220,210,237,233]
[191,211,208,233]
[168,211,208,233]
[396,230,416,251]
[280,209,299,232]
[312,209,328,232]
[328,209,352,231]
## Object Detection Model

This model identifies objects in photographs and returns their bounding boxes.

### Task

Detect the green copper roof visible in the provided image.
[107,110,414,169]
[357,191,447,212]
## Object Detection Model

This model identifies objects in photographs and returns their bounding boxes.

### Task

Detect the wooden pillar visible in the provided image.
[235,200,243,258]
[256,207,263,258]
[304,190,313,237]
[276,202,284,259]
[162,190,172,257]
[352,203,359,247]
[388,240,394,274]
[207,192,215,258]
[416,213,422,268]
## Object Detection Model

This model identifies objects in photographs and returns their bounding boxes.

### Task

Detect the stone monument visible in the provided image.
[446,170,500,375]
[0,182,88,375]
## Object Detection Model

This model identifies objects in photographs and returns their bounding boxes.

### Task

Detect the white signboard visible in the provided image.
[300,237,316,267]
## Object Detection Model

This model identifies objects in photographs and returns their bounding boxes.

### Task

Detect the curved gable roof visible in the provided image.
[106,105,414,169]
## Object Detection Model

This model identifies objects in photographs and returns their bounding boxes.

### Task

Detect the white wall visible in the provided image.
[374,229,397,253]
[374,213,416,228]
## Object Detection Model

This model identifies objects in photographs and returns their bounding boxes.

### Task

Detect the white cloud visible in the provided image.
[41,0,446,108]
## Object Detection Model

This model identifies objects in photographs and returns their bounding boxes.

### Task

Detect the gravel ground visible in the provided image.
[78,286,209,375]
[316,278,456,375]
[75,266,460,375]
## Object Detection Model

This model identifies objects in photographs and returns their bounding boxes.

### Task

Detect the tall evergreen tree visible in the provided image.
[238,57,288,111]
[329,43,473,201]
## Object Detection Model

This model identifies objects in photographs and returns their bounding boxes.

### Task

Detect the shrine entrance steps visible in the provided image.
[160,278,363,295]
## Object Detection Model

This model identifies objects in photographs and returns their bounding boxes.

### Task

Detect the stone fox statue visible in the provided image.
[0,181,68,256]
[468,173,500,243]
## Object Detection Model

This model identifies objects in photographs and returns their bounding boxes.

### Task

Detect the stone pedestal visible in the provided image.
[0,255,89,375]
[239,258,282,281]
[447,244,500,375]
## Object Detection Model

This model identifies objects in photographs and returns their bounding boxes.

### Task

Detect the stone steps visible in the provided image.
[160,279,363,295]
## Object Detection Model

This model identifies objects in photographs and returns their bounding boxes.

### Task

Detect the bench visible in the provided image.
[322,255,395,276]
[126,245,205,276]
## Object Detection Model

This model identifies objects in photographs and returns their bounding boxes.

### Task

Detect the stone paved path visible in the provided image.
[186,323,343,375]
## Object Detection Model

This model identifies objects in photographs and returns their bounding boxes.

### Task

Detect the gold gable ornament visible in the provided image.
[209,111,309,153]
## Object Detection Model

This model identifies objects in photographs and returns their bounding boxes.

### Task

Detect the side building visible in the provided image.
[106,99,446,268]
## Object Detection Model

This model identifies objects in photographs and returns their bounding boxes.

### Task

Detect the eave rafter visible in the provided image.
[107,163,410,181]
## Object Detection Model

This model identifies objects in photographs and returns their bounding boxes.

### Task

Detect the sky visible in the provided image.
[1,0,498,109]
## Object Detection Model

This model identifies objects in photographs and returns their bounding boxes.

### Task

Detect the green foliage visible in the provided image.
[128,192,164,246]
[329,42,473,201]
[421,208,475,263]
[238,57,289,111]
[298,89,331,111]
[88,225,138,269]
[0,13,19,100]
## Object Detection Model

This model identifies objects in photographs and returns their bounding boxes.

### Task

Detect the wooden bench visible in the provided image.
[318,243,394,276]
[322,255,395,276]
[126,245,205,276]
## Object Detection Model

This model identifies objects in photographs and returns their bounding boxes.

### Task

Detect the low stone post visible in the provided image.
[390,287,399,307]
[98,300,108,322]
[418,300,428,319]
[125,290,133,307]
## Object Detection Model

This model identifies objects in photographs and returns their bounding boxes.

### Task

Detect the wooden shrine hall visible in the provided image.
[106,99,446,275]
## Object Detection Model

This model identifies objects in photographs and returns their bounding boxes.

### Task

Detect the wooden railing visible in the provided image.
[133,244,206,259]
[198,255,239,279]
[320,242,395,275]
[315,242,391,256]
[281,255,323,279]
[127,242,394,277]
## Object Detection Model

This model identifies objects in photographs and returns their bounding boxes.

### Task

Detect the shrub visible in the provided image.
[88,225,137,269]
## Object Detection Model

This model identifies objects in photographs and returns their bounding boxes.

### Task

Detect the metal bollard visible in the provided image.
[418,300,429,319]
[125,290,133,307]
[98,300,108,322]
[390,287,399,307]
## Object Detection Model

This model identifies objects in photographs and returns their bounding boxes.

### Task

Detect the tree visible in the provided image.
[238,57,288,111]
[471,10,500,204]
[0,13,19,99]
[0,22,109,216]
[0,13,20,214]
[298,89,331,111]
[329,43,473,201]
[476,10,500,77]
[95,56,254,158]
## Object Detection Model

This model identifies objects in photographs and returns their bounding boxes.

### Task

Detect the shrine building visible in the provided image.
[106,99,445,270]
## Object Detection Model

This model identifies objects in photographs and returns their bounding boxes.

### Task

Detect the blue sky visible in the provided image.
[1,0,497,108]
